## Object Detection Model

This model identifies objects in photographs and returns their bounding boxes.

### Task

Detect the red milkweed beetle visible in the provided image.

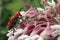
[7,8,23,30]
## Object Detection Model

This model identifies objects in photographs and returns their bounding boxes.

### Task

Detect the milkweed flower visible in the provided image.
[7,0,60,40]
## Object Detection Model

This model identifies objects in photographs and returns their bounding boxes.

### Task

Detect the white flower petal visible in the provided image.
[52,0,55,5]
[25,36,31,40]
[38,36,44,40]
[8,30,12,32]
[7,31,13,37]
[51,30,59,37]
[47,0,55,7]
[57,36,60,40]
[31,35,39,40]
[20,11,26,16]
[14,29,24,36]
[45,6,51,9]
[8,36,14,40]
[51,25,60,30]
[37,8,44,12]
[18,34,29,40]
[47,1,52,6]
[20,19,22,22]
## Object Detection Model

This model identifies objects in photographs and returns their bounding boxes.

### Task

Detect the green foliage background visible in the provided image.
[0,0,57,40]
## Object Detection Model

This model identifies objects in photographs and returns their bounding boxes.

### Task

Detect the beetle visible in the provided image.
[7,8,23,30]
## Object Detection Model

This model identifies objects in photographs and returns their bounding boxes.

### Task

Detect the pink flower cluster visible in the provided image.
[7,0,60,40]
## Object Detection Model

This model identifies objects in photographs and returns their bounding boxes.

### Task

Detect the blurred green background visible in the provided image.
[0,0,57,40]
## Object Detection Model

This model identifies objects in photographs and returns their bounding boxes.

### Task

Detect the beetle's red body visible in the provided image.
[7,12,20,29]
[14,12,20,18]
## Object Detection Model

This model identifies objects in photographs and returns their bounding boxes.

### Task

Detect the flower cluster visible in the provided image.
[7,0,60,40]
